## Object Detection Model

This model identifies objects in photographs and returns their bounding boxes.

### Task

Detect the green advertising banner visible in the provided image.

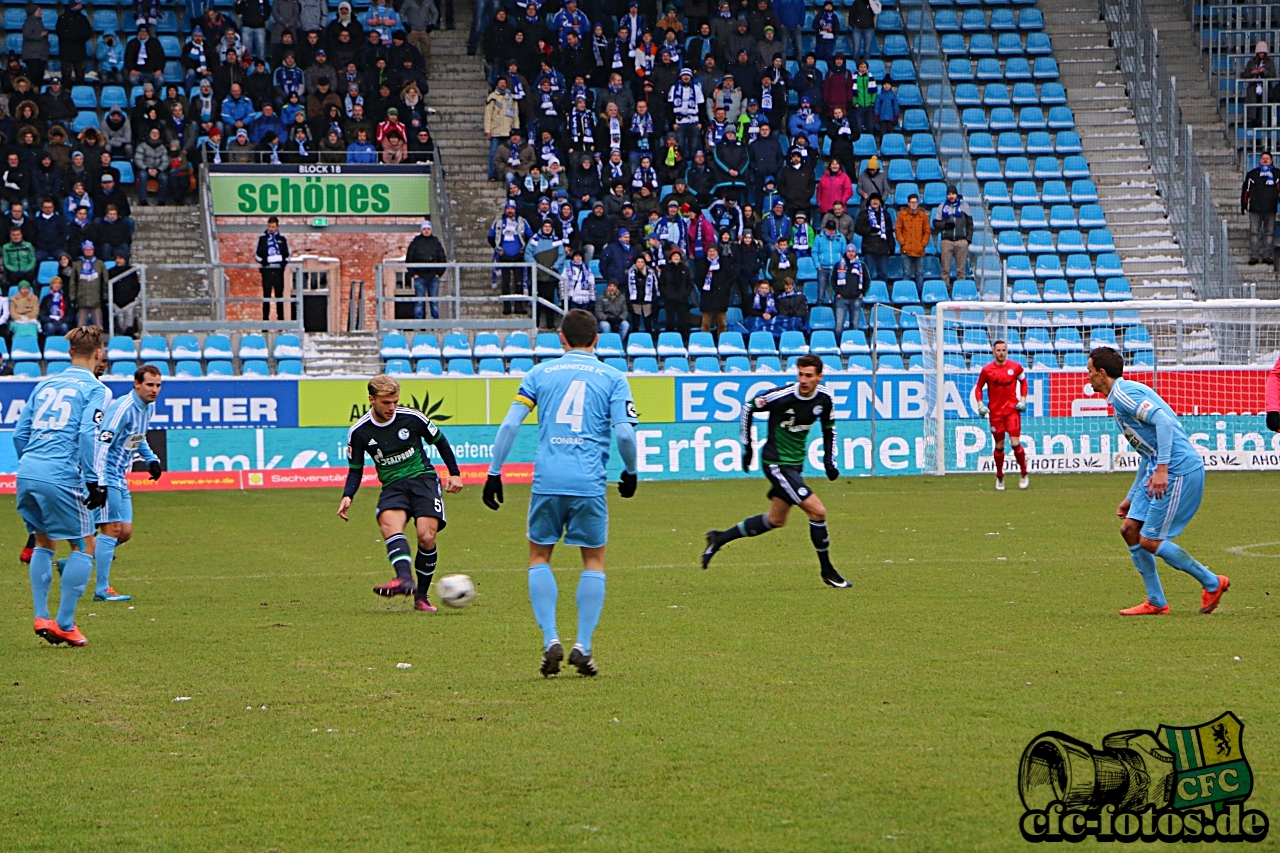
[210,172,432,216]
[296,377,676,427]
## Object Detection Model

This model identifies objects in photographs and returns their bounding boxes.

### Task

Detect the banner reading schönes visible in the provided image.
[208,164,432,216]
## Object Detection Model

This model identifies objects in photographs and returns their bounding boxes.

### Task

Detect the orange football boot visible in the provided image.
[1199,575,1231,614]
[45,623,88,646]
[1120,600,1170,616]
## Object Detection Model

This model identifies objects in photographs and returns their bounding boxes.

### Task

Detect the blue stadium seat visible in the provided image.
[662,357,691,374]
[441,333,472,359]
[206,360,234,376]
[1123,327,1154,352]
[175,360,203,377]
[755,356,782,373]
[534,333,564,357]
[1023,328,1053,352]
[99,85,128,110]
[171,335,201,360]
[1019,9,1045,29]
[1086,229,1116,253]
[1026,33,1053,56]
[724,355,752,373]
[70,85,96,109]
[383,358,412,375]
[1025,131,1053,155]
[692,356,721,373]
[809,330,839,355]
[988,107,1016,130]
[626,333,656,357]
[1011,181,1039,205]
[236,334,267,359]
[1042,278,1071,302]
[891,280,920,304]
[1004,156,1033,180]
[997,231,1026,254]
[969,132,996,155]
[997,33,1024,56]
[242,360,271,376]
[1006,255,1034,279]
[809,306,836,330]
[1020,205,1049,230]
[748,332,777,356]
[276,360,303,375]
[1010,278,1039,301]
[996,131,1024,156]
[949,58,974,82]
[878,354,907,371]
[961,328,990,353]
[1027,230,1055,254]
[656,332,687,357]
[975,157,1002,181]
[446,358,476,375]
[989,206,1016,230]
[12,361,41,377]
[952,279,980,300]
[107,335,137,362]
[779,331,809,356]
[508,357,536,374]
[476,358,506,374]
[501,331,533,358]
[472,332,503,358]
[204,334,234,360]
[631,357,659,374]
[846,355,873,372]
[1032,353,1059,371]
[1104,277,1133,300]
[874,330,901,354]
[415,359,443,375]
[1033,57,1060,80]
[596,332,625,357]
[840,330,871,354]
[1073,278,1103,301]
[1077,204,1107,229]
[1055,131,1083,154]
[1095,254,1124,279]
[1062,352,1088,369]
[900,330,924,354]
[41,336,70,362]
[717,332,747,356]
[1034,255,1063,280]
[380,332,410,359]
[1048,205,1077,228]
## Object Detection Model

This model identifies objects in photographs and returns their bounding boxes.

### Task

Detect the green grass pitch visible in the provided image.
[1,473,1278,851]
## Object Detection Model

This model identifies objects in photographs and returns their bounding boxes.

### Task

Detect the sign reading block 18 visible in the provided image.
[209,167,433,216]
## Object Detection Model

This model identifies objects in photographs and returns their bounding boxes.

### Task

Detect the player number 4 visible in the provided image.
[556,379,587,433]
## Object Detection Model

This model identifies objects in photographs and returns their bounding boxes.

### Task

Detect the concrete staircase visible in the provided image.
[302,331,383,375]
[1137,0,1275,294]
[130,204,215,325]
[423,0,509,318]
[1038,0,1195,296]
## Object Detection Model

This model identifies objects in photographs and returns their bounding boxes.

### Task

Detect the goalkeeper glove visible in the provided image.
[618,470,637,498]
[84,482,107,509]
[148,460,163,481]
[1015,400,1027,412]
[977,403,989,417]
[1268,411,1280,433]
[482,473,504,510]
[825,463,840,481]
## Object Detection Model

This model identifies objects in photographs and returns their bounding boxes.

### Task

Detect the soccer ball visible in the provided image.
[436,574,476,608]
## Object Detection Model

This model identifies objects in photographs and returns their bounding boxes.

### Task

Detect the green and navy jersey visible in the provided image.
[515,350,638,497]
[741,383,836,466]
[347,407,447,486]
[13,365,108,487]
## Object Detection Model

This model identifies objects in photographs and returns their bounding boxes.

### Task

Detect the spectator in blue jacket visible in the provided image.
[32,199,69,261]
[220,83,257,138]
[346,128,378,163]
[249,103,287,145]
[775,0,805,60]
[811,218,847,305]
[787,96,822,141]
[873,79,900,141]
[488,200,535,314]
[599,228,637,286]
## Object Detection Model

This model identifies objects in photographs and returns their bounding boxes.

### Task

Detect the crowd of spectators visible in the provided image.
[477,0,974,341]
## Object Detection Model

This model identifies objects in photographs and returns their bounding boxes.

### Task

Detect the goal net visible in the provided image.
[916,300,1280,475]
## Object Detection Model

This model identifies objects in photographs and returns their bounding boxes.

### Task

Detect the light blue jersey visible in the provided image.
[515,351,637,497]
[96,391,159,489]
[1109,378,1204,482]
[14,366,108,487]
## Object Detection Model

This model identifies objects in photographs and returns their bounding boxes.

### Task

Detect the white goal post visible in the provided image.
[916,299,1280,476]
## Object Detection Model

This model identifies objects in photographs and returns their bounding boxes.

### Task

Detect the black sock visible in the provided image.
[25,533,34,549]
[809,521,835,572]
[717,514,774,545]
[415,548,437,597]
[385,534,413,581]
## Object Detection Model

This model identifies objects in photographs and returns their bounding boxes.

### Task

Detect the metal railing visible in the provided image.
[904,4,998,297]
[429,141,455,258]
[374,261,566,333]
[1104,0,1244,298]
[127,262,305,333]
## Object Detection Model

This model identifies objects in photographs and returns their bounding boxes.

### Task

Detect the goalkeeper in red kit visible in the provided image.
[975,340,1029,491]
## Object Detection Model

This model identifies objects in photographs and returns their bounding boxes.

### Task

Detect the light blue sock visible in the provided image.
[1129,544,1166,608]
[1155,541,1219,591]
[527,563,559,648]
[95,535,119,596]
[575,570,607,655]
[30,547,53,620]
[56,550,93,631]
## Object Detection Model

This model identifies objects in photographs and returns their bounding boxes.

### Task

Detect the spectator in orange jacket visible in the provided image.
[895,193,931,289]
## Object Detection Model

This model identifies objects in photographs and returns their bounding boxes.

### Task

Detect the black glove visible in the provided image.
[618,470,637,498]
[825,464,840,481]
[482,473,504,510]
[148,460,163,481]
[85,482,107,509]
[1268,411,1280,433]
[741,444,753,471]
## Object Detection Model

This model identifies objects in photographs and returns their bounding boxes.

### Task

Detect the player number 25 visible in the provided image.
[555,379,587,433]
[31,387,77,430]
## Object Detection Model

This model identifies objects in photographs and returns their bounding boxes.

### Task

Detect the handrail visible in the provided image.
[1104,0,1245,297]
[429,140,456,258]
[373,261,566,332]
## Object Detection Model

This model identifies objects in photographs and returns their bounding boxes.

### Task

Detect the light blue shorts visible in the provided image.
[16,477,95,541]
[527,493,609,549]
[1127,466,1204,541]
[98,485,133,525]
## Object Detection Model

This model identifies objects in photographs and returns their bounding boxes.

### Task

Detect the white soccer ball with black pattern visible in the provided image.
[437,574,476,608]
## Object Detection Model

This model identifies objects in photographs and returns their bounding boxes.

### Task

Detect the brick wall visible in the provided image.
[215,215,419,330]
